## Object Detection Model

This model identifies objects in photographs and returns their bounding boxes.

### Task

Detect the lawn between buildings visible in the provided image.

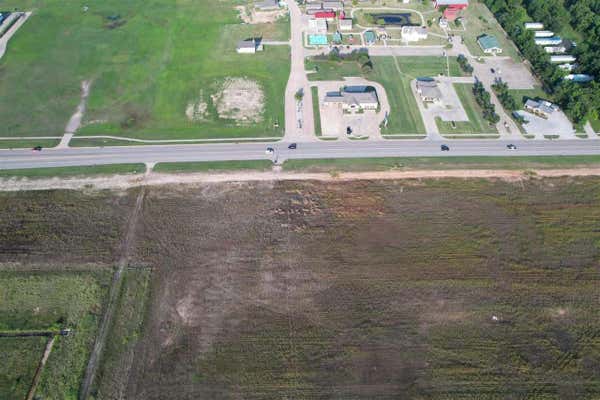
[0,0,290,140]
[436,83,499,134]
[306,56,465,135]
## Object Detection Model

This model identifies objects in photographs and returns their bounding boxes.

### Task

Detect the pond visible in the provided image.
[369,13,416,26]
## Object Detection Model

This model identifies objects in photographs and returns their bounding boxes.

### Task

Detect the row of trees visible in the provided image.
[473,81,500,125]
[324,48,374,74]
[457,54,474,74]
[483,0,600,125]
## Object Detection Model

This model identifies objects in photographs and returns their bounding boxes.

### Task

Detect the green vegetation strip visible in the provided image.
[283,156,600,172]
[154,160,273,173]
[0,164,146,179]
[0,139,60,149]
[0,337,47,400]
[311,87,322,136]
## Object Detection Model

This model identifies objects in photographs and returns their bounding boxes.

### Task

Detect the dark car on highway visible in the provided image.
[441,144,450,151]
[507,144,517,150]
[32,146,43,151]
[288,143,297,149]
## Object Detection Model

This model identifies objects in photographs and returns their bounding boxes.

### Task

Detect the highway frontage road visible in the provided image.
[2,140,600,170]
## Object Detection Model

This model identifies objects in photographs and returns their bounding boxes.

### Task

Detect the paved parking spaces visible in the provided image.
[476,57,537,89]
[425,79,470,122]
[516,110,576,139]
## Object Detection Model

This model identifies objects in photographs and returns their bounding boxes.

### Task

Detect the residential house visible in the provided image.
[255,0,280,10]
[309,18,328,34]
[339,18,352,30]
[434,0,468,9]
[401,26,428,42]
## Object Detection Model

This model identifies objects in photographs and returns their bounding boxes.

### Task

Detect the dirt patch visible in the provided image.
[185,92,208,122]
[211,78,264,123]
[236,5,287,24]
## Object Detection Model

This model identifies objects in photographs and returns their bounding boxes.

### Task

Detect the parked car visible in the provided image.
[265,147,274,154]
[32,146,42,151]
[346,126,353,135]
[288,143,297,150]
[441,144,450,151]
[506,144,517,150]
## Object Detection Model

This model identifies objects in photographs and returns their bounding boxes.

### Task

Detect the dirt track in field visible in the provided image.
[3,167,600,191]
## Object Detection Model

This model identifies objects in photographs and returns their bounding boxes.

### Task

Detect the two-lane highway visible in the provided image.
[2,140,600,170]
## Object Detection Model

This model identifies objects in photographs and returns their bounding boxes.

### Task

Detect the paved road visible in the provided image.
[2,140,600,170]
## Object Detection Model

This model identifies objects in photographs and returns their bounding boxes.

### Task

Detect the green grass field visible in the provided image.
[0,139,60,149]
[0,270,112,399]
[437,83,498,134]
[393,56,464,78]
[591,117,600,133]
[0,337,47,399]
[456,0,521,61]
[0,0,290,140]
[509,87,551,106]
[154,160,273,173]
[282,155,600,172]
[0,164,146,179]
[310,86,322,136]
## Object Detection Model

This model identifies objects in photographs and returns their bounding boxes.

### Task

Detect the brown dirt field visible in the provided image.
[120,178,600,399]
[0,189,139,264]
[2,179,600,399]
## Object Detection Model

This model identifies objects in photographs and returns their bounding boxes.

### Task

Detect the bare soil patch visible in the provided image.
[185,91,208,122]
[211,78,265,123]
[236,5,288,24]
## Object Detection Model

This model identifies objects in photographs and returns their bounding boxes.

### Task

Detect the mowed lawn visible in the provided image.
[437,83,499,134]
[0,0,290,139]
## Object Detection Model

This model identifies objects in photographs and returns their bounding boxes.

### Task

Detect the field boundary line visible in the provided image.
[79,187,146,400]
[26,336,55,400]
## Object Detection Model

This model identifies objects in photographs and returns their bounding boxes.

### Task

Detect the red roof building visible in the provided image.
[314,11,336,19]
[443,7,460,20]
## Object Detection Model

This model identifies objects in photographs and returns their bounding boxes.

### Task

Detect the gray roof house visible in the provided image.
[524,99,558,119]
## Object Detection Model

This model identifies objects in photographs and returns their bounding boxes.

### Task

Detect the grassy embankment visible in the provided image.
[0,0,290,140]
[154,160,273,173]
[283,155,600,172]
[0,164,146,179]
[0,139,60,149]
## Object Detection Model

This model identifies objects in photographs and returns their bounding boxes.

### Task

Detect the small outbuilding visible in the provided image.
[364,30,377,45]
[236,39,263,54]
[434,0,468,9]
[309,18,328,34]
[255,0,280,10]
[477,34,502,54]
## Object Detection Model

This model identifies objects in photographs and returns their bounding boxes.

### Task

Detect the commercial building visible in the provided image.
[323,86,379,112]
[524,99,559,119]
[416,79,441,103]
[308,18,328,34]
[477,34,502,54]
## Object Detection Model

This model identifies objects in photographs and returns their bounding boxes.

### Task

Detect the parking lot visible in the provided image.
[515,110,576,138]
[475,57,538,89]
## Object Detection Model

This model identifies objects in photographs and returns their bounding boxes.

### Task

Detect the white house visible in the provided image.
[308,18,328,34]
[401,26,427,42]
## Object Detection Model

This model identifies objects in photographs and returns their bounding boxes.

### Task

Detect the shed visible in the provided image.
[236,39,263,54]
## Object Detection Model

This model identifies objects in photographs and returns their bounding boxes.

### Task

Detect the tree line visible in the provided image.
[483,0,600,125]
